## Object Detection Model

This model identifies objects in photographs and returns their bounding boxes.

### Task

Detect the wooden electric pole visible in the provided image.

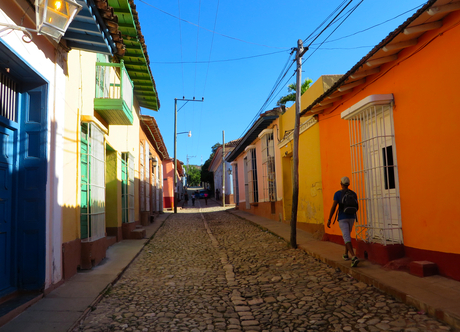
[290,39,307,248]
[222,131,225,207]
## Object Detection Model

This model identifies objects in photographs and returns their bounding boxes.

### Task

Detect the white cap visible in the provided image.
[341,176,350,185]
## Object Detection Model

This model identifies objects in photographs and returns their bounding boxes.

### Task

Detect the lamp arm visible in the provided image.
[0,23,35,43]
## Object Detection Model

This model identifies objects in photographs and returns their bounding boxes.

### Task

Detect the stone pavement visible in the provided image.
[227,208,460,331]
[0,213,170,332]
[70,198,456,332]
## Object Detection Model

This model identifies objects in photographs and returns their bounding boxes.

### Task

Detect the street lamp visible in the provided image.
[174,97,204,213]
[0,0,82,42]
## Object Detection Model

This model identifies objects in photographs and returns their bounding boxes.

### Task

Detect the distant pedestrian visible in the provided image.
[215,188,220,200]
[191,193,195,206]
[204,191,208,205]
[327,176,360,267]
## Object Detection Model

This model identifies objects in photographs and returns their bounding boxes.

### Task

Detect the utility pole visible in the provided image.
[222,131,225,208]
[174,97,204,214]
[290,39,307,249]
[186,154,196,187]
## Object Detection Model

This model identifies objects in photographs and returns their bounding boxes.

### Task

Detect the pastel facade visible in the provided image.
[226,109,283,220]
[0,0,125,300]
[140,115,168,217]
[208,142,239,204]
[162,159,183,209]
[278,76,341,236]
[0,5,169,323]
[301,2,460,280]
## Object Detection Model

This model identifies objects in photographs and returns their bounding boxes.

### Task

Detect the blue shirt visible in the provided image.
[334,190,356,221]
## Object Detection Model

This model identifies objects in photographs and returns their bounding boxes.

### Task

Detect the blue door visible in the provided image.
[0,41,47,294]
[17,87,47,290]
[0,125,15,293]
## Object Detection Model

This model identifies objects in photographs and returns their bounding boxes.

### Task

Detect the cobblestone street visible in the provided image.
[75,202,452,332]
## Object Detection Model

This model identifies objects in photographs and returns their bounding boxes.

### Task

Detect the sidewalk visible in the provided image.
[0,213,170,332]
[228,208,460,331]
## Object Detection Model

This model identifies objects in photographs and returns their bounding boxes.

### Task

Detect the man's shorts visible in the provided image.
[338,218,355,243]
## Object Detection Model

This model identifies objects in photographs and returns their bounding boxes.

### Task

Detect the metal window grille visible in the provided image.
[345,104,402,245]
[81,123,106,242]
[145,142,150,212]
[121,153,129,223]
[233,164,239,205]
[247,148,258,203]
[140,142,145,211]
[0,72,17,122]
[261,133,276,202]
[128,153,135,223]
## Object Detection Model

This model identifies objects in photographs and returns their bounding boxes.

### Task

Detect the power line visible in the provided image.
[193,0,202,97]
[150,50,289,64]
[314,4,423,45]
[303,0,349,44]
[177,0,185,95]
[138,0,286,49]
[202,0,220,95]
[196,0,220,165]
[304,0,365,63]
[305,0,354,47]
[237,0,362,138]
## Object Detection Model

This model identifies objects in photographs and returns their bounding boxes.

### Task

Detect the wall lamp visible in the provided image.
[0,0,82,43]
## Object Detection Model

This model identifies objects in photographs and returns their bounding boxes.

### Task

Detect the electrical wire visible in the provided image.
[303,0,348,44]
[150,49,289,64]
[195,0,220,163]
[138,0,286,49]
[305,0,354,47]
[237,51,295,138]
[236,0,362,138]
[315,4,424,45]
[177,0,185,96]
[304,0,364,63]
[193,0,202,97]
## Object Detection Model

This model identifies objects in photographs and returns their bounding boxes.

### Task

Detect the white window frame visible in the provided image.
[145,142,150,212]
[140,141,145,211]
[341,94,402,245]
[259,129,276,202]
[245,145,258,204]
[81,122,106,242]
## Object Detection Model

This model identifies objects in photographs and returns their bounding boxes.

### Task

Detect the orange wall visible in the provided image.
[318,11,460,255]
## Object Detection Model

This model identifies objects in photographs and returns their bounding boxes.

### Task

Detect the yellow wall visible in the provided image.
[279,75,341,138]
[278,76,341,233]
[62,50,141,244]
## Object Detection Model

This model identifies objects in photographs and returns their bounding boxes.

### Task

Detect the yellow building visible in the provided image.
[278,75,340,237]
[62,0,160,279]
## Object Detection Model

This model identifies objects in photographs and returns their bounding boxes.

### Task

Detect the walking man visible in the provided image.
[327,176,359,267]
[191,192,196,206]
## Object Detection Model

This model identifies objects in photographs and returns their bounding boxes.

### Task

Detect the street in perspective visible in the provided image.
[73,197,452,332]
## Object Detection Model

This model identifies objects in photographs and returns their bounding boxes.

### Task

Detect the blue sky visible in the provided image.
[137,0,426,166]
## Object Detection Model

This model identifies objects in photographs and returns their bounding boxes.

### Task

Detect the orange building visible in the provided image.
[301,1,460,280]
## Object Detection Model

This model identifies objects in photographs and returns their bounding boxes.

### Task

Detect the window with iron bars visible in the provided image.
[260,131,276,202]
[121,152,135,224]
[341,96,402,245]
[81,122,106,242]
[0,72,18,122]
[246,148,258,203]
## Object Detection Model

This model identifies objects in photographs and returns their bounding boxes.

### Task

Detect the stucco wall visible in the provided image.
[318,11,460,257]
[1,3,67,287]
